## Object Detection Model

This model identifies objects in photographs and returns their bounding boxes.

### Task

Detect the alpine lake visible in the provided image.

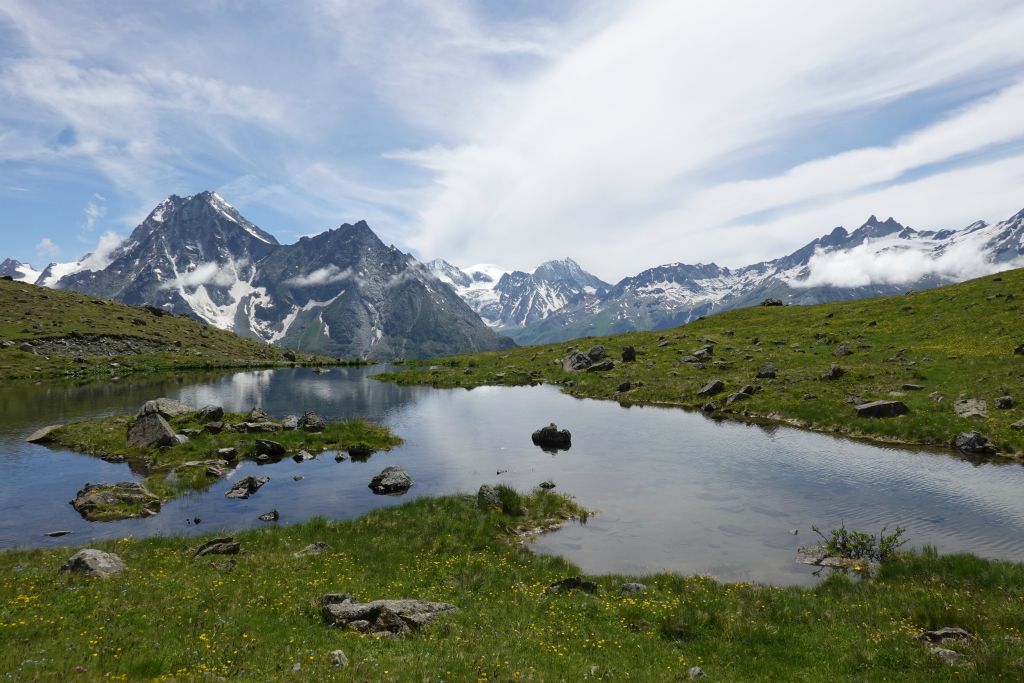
[3,365,1023,586]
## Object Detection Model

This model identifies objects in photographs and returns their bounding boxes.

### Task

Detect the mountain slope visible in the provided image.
[0,258,41,283]
[504,209,1024,344]
[44,192,512,360]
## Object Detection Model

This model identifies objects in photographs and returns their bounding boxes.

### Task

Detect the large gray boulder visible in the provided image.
[368,466,413,494]
[562,351,591,372]
[197,405,224,421]
[60,549,126,578]
[477,484,501,510]
[321,595,457,638]
[70,482,161,521]
[225,476,269,499]
[953,431,997,455]
[697,380,725,396]
[298,410,326,432]
[127,413,178,449]
[137,398,194,419]
[855,400,909,418]
[26,424,62,444]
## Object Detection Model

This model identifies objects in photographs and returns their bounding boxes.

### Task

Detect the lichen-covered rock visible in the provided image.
[477,484,501,510]
[299,410,326,432]
[127,412,178,449]
[70,482,161,521]
[321,596,457,638]
[137,398,194,419]
[60,549,125,577]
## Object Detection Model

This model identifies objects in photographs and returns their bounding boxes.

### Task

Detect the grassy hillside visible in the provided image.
[0,279,345,380]
[381,269,1024,455]
[2,493,1022,680]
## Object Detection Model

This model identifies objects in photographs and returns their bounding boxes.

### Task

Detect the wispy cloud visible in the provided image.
[34,237,59,259]
[284,265,354,287]
[157,261,236,290]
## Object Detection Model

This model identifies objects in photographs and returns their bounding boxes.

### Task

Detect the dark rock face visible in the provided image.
[127,413,179,449]
[995,396,1014,409]
[197,405,224,421]
[823,364,846,380]
[547,576,598,594]
[760,298,783,307]
[621,346,636,362]
[697,380,725,396]
[225,476,269,499]
[586,346,607,362]
[855,400,909,418]
[299,410,326,432]
[368,466,413,494]
[60,549,126,577]
[70,482,161,521]
[321,595,457,638]
[586,358,615,372]
[616,381,632,393]
[953,431,997,455]
[532,423,571,450]
[254,440,285,458]
[193,537,241,558]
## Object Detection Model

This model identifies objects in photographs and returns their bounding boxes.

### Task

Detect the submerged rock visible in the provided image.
[60,549,125,578]
[225,476,269,499]
[368,466,413,494]
[532,423,571,450]
[70,482,161,521]
[321,596,457,638]
[258,509,280,522]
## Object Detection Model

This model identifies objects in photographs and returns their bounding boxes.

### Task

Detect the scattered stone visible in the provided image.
[293,475,303,481]
[855,400,909,418]
[701,402,717,412]
[756,365,777,379]
[321,597,457,638]
[760,298,783,307]
[621,346,636,362]
[217,447,237,460]
[477,484,501,510]
[299,410,326,432]
[929,646,962,665]
[329,649,349,668]
[586,345,607,362]
[127,413,178,449]
[586,358,615,372]
[902,384,926,391]
[258,509,279,522]
[616,381,632,392]
[928,391,945,403]
[823,364,846,380]
[225,476,269,499]
[803,393,817,400]
[369,466,414,494]
[532,423,571,449]
[548,576,598,594]
[697,380,725,396]
[1012,420,1024,431]
[334,453,349,462]
[294,542,332,558]
[60,549,125,578]
[138,398,194,419]
[953,431,997,455]
[26,424,62,444]
[254,440,285,458]
[917,627,976,644]
[348,443,374,459]
[44,530,71,537]
[619,582,647,595]
[539,480,556,490]
[562,351,591,372]
[203,421,225,435]
[996,396,1014,409]
[292,450,315,463]
[243,421,282,433]
[739,384,756,395]
[19,342,35,353]
[71,482,161,521]
[197,405,224,421]
[725,392,750,406]
[688,667,707,680]
[193,537,240,558]
[282,415,299,430]
[248,407,270,421]
[833,344,853,357]
[953,398,988,419]
[174,434,190,445]
[1015,343,1024,355]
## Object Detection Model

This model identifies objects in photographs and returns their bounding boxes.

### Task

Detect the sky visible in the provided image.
[2,0,1024,282]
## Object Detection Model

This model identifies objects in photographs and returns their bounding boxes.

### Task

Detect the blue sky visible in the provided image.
[2,0,1024,280]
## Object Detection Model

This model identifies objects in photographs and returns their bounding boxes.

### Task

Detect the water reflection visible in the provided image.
[1,368,1023,586]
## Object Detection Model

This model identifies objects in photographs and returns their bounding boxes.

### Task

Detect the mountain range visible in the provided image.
[8,193,1023,354]
[19,192,512,359]
[430,208,1024,344]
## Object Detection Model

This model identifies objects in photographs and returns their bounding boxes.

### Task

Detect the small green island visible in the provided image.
[32,399,402,520]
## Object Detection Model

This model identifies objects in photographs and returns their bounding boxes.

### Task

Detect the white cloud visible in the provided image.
[35,238,59,258]
[284,265,354,287]
[82,193,106,230]
[157,261,237,290]
[78,230,124,271]
[797,237,1022,289]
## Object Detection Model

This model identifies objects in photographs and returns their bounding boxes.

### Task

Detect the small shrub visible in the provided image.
[494,484,524,516]
[811,522,907,562]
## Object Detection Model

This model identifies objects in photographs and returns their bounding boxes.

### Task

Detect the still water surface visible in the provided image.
[2,366,1023,585]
